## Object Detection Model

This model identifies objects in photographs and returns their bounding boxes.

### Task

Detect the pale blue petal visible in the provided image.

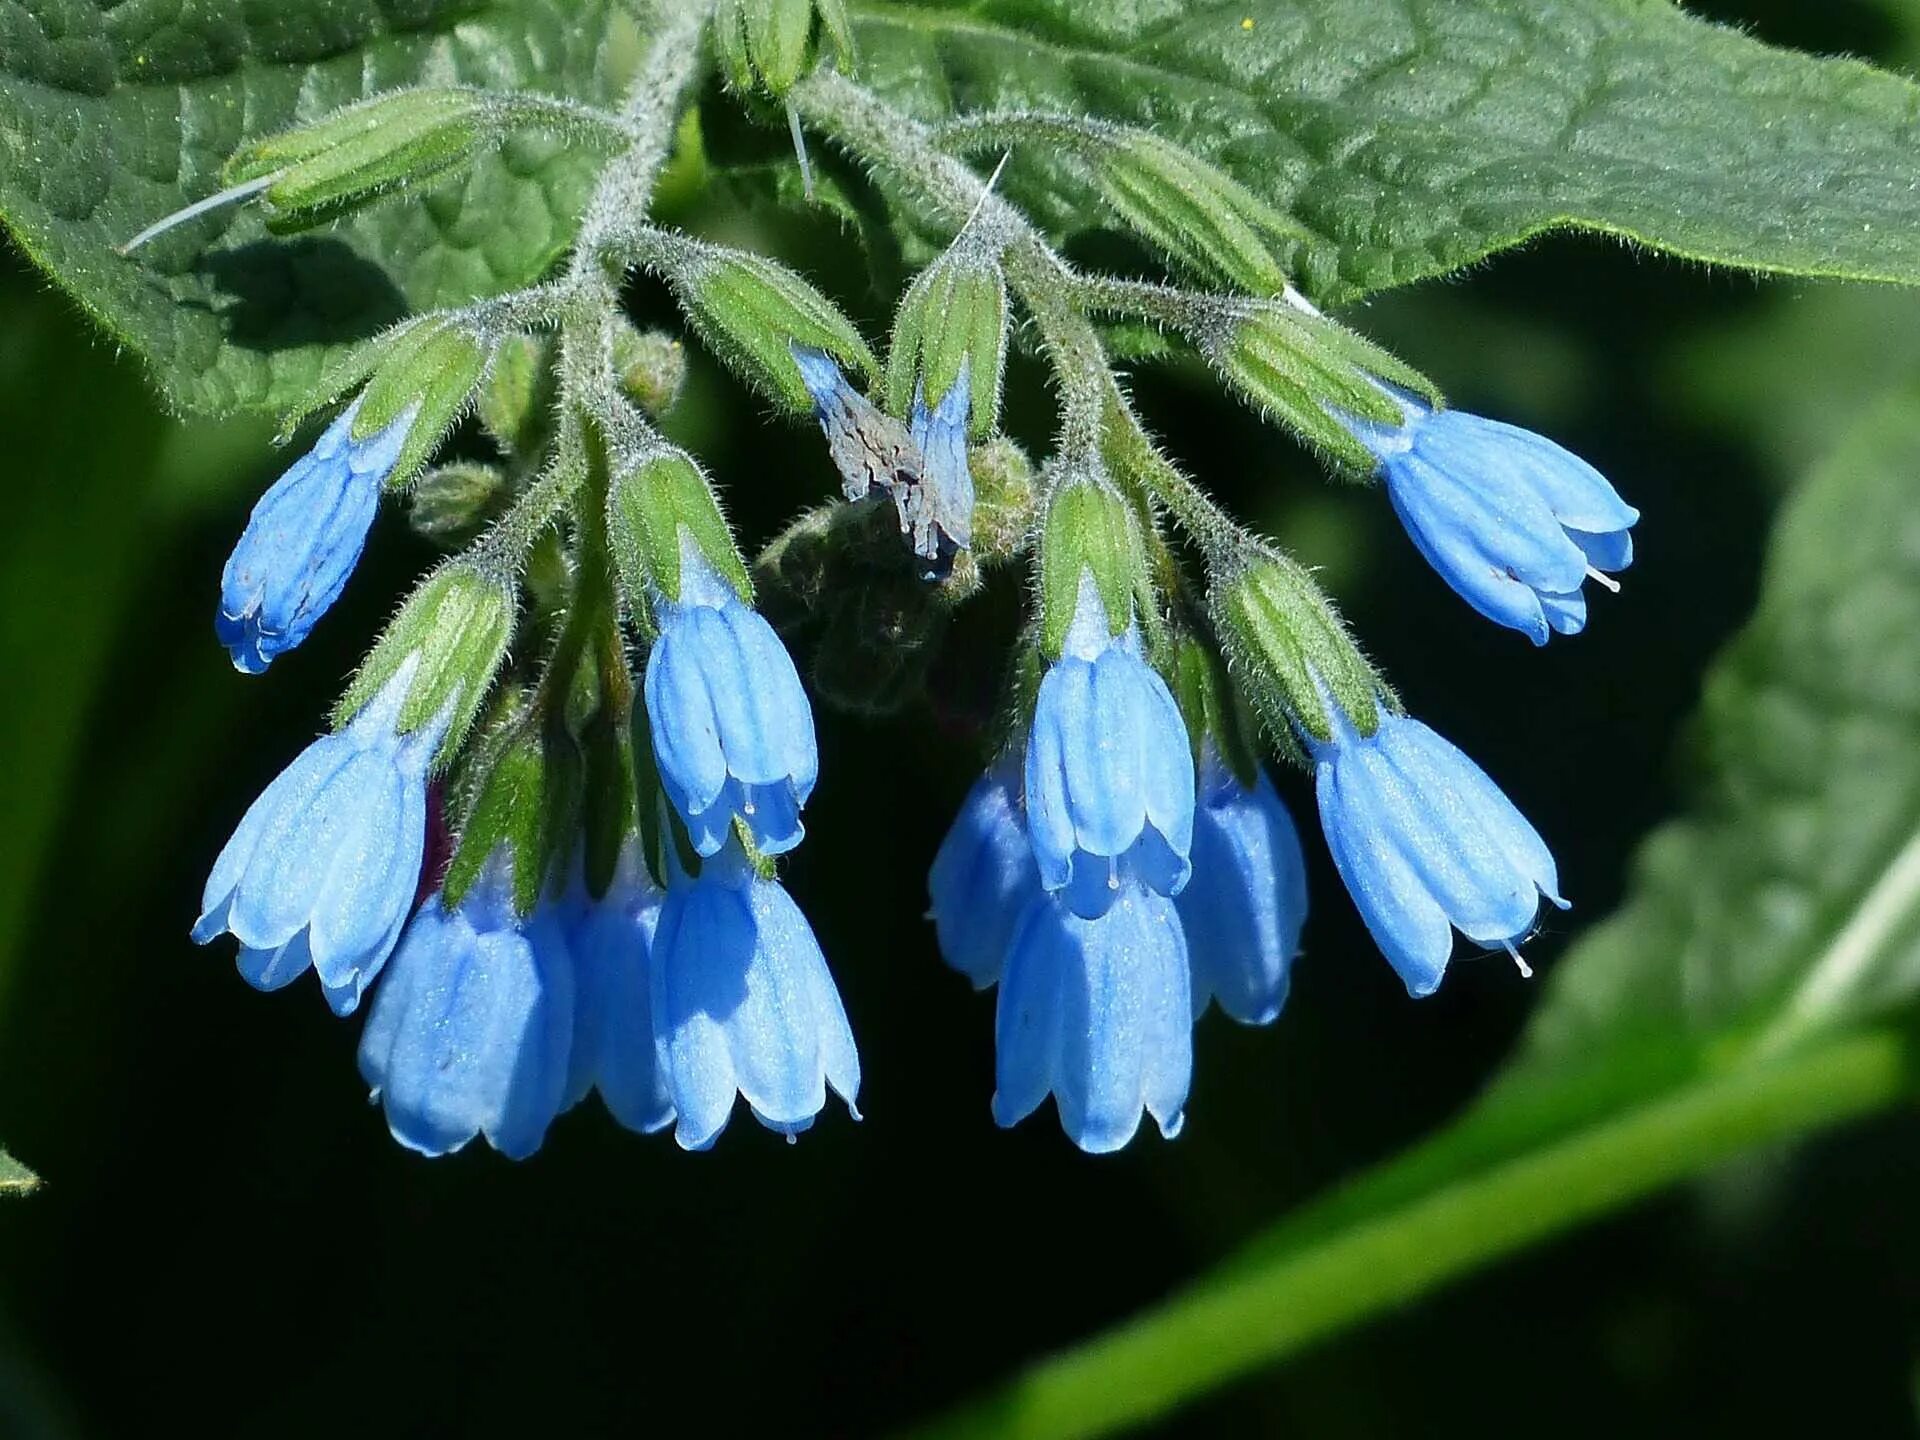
[928,765,1039,989]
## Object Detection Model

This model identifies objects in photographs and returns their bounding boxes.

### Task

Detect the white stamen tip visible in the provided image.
[1585,565,1621,594]
[117,172,279,256]
[786,100,815,204]
[1503,940,1534,980]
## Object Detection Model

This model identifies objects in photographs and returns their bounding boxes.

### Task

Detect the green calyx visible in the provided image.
[335,563,518,765]
[224,88,490,232]
[353,316,490,488]
[1039,477,1145,658]
[1212,304,1441,473]
[608,450,753,609]
[717,0,854,95]
[1209,546,1383,748]
[1091,128,1308,297]
[612,323,689,420]
[409,461,510,548]
[885,249,1008,438]
[442,708,583,916]
[666,242,874,412]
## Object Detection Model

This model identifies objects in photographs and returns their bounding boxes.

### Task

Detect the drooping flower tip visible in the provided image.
[358,856,576,1161]
[1344,390,1638,645]
[645,541,819,859]
[1311,706,1564,999]
[650,842,860,1152]
[217,398,415,674]
[992,884,1191,1155]
[1025,571,1195,919]
[191,657,441,1016]
[1179,755,1309,1026]
[927,760,1040,990]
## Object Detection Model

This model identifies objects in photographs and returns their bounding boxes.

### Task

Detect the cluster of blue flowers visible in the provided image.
[194,409,858,1154]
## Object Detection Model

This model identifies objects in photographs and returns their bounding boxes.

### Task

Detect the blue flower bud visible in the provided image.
[564,841,674,1136]
[1312,707,1566,998]
[357,853,576,1159]
[192,657,444,1015]
[1178,754,1309,1026]
[1026,571,1195,919]
[993,884,1192,1154]
[644,543,819,858]
[650,841,860,1151]
[218,398,413,674]
[928,759,1040,990]
[1344,392,1639,645]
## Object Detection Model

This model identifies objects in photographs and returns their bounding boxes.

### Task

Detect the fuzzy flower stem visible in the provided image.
[790,67,1243,545]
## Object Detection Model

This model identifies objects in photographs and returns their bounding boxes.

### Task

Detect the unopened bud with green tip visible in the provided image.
[1205,301,1439,471]
[441,712,582,915]
[613,324,688,419]
[1209,542,1383,749]
[474,333,556,460]
[649,236,873,412]
[336,563,518,765]
[716,0,854,95]
[223,88,491,232]
[886,246,1008,438]
[409,462,509,547]
[607,449,752,609]
[967,436,1037,564]
[1038,472,1147,659]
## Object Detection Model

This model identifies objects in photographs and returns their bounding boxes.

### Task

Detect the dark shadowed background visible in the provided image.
[3,1,1919,1434]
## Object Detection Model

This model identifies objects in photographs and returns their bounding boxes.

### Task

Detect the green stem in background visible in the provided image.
[907,1028,1914,1440]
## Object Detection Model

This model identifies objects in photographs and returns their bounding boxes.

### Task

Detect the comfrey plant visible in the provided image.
[129,0,1645,1159]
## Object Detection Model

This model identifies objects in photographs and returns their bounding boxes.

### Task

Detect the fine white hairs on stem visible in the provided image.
[117,173,279,256]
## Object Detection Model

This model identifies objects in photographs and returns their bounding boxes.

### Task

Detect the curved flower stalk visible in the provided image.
[1312,706,1566,998]
[192,658,443,1015]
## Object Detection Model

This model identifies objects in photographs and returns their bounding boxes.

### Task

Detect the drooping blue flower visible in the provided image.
[1025,571,1195,919]
[1178,754,1309,1026]
[644,542,818,859]
[565,840,674,1136]
[650,840,860,1151]
[192,657,441,1016]
[928,757,1040,990]
[1343,391,1638,645]
[218,397,414,674]
[993,882,1192,1154]
[357,854,576,1160]
[1312,706,1566,999]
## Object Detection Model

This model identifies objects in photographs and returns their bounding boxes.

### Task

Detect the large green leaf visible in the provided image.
[910,382,1920,1439]
[0,0,630,414]
[851,0,1920,301]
